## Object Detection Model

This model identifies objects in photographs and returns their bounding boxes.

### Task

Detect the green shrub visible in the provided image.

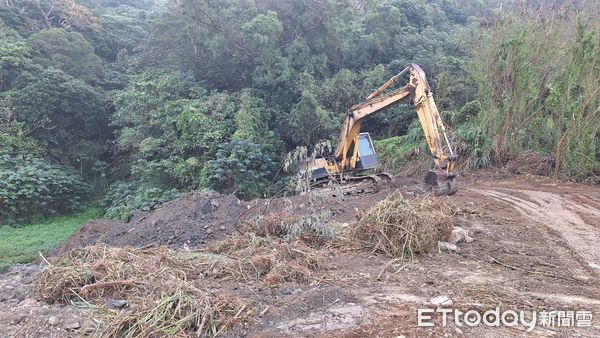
[203,140,278,199]
[102,181,179,222]
[0,155,91,225]
[374,121,425,172]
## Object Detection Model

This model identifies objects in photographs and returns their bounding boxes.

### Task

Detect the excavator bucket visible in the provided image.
[424,168,458,196]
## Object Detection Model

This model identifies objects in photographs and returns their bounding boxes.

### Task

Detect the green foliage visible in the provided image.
[373,121,428,173]
[83,5,149,62]
[203,140,278,199]
[0,207,100,272]
[0,155,91,224]
[6,67,111,168]
[1,0,598,226]
[0,108,45,157]
[0,23,30,90]
[102,181,179,222]
[28,28,104,82]
[288,72,338,146]
[455,121,492,169]
[471,9,599,180]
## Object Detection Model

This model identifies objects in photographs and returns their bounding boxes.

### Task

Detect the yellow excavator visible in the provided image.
[299,64,458,196]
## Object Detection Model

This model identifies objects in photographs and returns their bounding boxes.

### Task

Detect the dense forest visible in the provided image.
[0,0,598,224]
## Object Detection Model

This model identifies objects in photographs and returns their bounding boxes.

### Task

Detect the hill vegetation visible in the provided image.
[0,0,598,224]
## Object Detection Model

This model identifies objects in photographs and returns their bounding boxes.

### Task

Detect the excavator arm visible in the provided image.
[333,64,458,195]
[335,85,411,169]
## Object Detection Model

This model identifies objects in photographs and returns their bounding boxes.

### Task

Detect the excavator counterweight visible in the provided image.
[300,64,458,196]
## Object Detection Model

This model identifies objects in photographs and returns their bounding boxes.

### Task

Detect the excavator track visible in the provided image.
[312,173,393,197]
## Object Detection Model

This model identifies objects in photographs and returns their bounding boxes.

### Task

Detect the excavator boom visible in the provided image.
[302,64,458,196]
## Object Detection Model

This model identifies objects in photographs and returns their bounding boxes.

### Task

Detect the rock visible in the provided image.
[206,229,213,234]
[219,226,226,231]
[430,295,453,307]
[36,306,51,316]
[449,226,473,244]
[48,316,60,326]
[10,316,26,325]
[438,241,458,252]
[84,327,96,334]
[64,320,80,330]
[106,299,128,309]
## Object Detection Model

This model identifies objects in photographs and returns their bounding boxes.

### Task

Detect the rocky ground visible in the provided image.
[1,170,599,337]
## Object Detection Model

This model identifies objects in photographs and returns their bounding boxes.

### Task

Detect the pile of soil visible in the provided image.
[58,177,422,253]
[58,191,244,252]
[504,151,555,176]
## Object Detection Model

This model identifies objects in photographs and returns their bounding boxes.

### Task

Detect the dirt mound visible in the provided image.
[505,151,555,176]
[57,219,124,253]
[59,191,244,252]
[59,182,419,253]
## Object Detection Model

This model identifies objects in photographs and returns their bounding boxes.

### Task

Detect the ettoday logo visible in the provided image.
[417,307,593,332]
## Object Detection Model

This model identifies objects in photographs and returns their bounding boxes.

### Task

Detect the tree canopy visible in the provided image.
[0,0,598,223]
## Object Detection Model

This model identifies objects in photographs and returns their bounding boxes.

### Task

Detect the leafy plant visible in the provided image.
[102,181,179,222]
[203,140,278,199]
[0,155,91,224]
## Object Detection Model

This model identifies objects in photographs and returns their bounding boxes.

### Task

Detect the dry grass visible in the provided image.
[36,245,259,337]
[249,211,297,238]
[350,192,453,261]
[247,210,336,247]
[205,233,325,286]
[36,235,325,336]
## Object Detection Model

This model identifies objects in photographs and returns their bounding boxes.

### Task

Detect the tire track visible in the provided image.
[470,188,600,276]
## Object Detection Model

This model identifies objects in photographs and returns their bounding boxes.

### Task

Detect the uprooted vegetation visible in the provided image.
[36,235,326,336]
[504,151,556,177]
[36,245,260,336]
[247,209,337,247]
[204,233,325,285]
[30,189,466,336]
[351,192,454,261]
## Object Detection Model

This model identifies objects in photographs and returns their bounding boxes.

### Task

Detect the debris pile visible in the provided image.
[350,192,453,260]
[58,192,244,252]
[36,233,326,336]
[247,210,337,247]
[36,245,260,336]
[204,233,325,285]
[505,151,555,176]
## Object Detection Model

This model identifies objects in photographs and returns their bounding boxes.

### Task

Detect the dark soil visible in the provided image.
[59,191,244,252]
[59,178,423,253]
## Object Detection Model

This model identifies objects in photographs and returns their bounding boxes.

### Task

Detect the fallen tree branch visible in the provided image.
[80,280,142,292]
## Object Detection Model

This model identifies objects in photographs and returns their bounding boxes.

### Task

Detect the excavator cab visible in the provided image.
[355,132,379,171]
[298,132,379,180]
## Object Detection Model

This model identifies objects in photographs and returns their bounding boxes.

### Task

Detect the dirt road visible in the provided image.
[0,173,599,337]
[250,175,600,337]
